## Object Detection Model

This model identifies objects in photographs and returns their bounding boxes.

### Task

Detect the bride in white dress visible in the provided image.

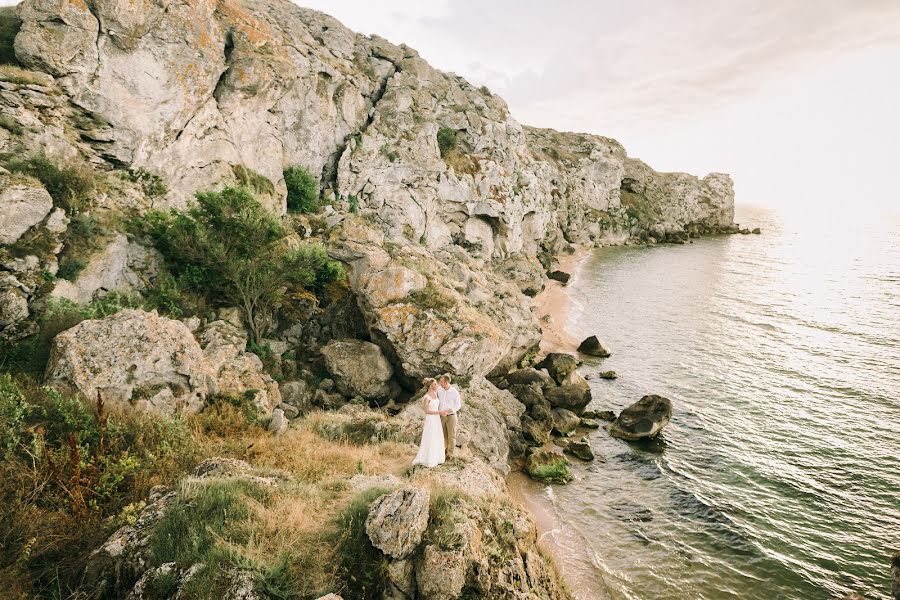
[412,378,448,468]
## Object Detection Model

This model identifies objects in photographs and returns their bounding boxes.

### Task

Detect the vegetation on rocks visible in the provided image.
[140,186,344,343]
[0,6,19,65]
[2,154,99,214]
[284,164,320,213]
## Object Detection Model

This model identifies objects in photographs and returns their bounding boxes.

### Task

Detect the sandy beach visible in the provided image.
[533,246,593,355]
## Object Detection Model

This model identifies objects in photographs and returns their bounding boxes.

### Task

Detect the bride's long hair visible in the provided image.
[422,377,437,393]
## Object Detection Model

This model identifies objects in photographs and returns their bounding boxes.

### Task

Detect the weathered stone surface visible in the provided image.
[267,408,288,435]
[577,335,611,357]
[51,234,162,304]
[547,270,571,284]
[45,311,279,415]
[279,380,313,414]
[551,408,581,436]
[416,544,467,600]
[45,310,211,414]
[608,394,673,441]
[565,437,595,461]
[507,382,547,409]
[580,418,600,429]
[0,177,53,245]
[321,338,398,400]
[505,367,556,390]
[525,448,572,484]
[599,370,617,379]
[545,374,592,413]
[199,320,281,413]
[521,415,551,446]
[535,353,579,384]
[365,488,430,560]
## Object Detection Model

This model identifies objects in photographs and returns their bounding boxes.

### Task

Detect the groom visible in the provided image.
[437,373,462,457]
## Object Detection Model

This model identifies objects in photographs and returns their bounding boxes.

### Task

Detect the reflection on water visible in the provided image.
[543,206,900,599]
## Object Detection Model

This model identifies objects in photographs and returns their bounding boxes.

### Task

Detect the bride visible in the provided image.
[412,378,448,468]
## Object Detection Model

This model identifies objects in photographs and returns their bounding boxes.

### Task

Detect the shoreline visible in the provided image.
[513,244,617,600]
[533,246,593,355]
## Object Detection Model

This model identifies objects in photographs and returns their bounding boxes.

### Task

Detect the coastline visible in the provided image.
[512,244,617,600]
[534,246,593,355]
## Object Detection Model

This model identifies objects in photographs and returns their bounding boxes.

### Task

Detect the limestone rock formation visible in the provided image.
[51,234,162,304]
[551,408,580,436]
[321,338,398,401]
[0,176,53,245]
[535,353,579,384]
[45,310,279,415]
[608,394,673,441]
[365,488,430,560]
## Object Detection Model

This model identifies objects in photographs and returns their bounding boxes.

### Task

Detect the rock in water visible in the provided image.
[525,448,573,484]
[577,335,611,357]
[321,339,398,401]
[566,437,595,461]
[534,353,579,383]
[544,372,592,413]
[608,395,673,441]
[599,370,617,380]
[580,418,600,429]
[521,415,551,446]
[365,488,430,560]
[547,270,571,284]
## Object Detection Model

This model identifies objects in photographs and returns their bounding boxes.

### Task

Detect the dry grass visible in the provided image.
[0,64,47,86]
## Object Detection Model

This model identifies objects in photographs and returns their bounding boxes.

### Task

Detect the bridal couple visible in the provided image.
[412,374,462,468]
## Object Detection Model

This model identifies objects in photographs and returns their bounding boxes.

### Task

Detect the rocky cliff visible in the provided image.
[0,2,736,598]
[11,0,733,250]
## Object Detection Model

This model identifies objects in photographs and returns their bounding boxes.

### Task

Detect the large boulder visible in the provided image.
[45,310,279,415]
[608,394,673,441]
[577,335,611,357]
[506,382,547,409]
[321,338,398,401]
[521,415,551,447]
[365,488,430,560]
[45,310,212,414]
[550,408,580,436]
[504,367,556,391]
[534,353,579,384]
[525,448,573,484]
[545,372,592,413]
[0,177,53,245]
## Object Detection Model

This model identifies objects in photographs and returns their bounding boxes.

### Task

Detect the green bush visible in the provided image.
[284,165,319,213]
[3,154,98,213]
[125,168,168,201]
[0,114,22,135]
[437,127,458,158]
[143,186,345,342]
[0,7,19,65]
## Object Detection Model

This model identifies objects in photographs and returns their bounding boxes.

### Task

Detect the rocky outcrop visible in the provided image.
[51,234,162,304]
[525,448,573,484]
[13,0,733,247]
[0,176,53,245]
[321,338,399,401]
[577,335,611,357]
[365,488,430,559]
[608,394,673,441]
[332,218,541,383]
[45,310,279,415]
[535,353,579,384]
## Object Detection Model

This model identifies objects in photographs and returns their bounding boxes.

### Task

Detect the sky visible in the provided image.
[4,0,899,215]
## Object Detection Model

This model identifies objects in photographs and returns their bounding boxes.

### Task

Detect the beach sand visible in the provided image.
[533,246,592,355]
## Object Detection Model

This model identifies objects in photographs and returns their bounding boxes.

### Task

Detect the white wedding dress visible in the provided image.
[412,395,445,468]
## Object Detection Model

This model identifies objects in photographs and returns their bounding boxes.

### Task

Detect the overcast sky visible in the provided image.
[4,1,899,214]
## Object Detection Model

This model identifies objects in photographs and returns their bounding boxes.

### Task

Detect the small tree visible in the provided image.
[283,165,319,213]
[145,186,344,343]
[437,127,458,158]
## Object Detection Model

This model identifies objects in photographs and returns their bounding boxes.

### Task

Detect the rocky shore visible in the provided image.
[0,1,739,598]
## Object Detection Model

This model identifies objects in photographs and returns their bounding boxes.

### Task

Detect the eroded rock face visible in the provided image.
[608,394,673,441]
[535,353,579,384]
[365,488,430,560]
[321,338,398,401]
[0,177,53,245]
[45,309,212,414]
[14,0,733,243]
[45,310,279,414]
[51,234,162,304]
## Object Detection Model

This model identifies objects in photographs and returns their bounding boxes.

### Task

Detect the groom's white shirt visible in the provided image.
[437,385,462,414]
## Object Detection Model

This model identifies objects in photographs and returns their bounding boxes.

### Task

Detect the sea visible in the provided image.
[513,205,900,600]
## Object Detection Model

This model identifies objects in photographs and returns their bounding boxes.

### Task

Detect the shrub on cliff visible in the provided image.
[2,154,99,213]
[284,164,319,213]
[437,126,458,157]
[143,186,344,342]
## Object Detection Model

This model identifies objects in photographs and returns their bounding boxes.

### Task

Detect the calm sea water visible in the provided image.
[544,206,900,599]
